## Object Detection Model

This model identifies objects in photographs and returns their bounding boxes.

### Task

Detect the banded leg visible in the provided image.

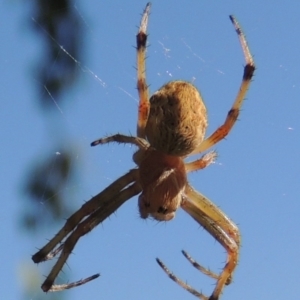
[192,15,255,154]
[136,3,151,138]
[181,250,219,280]
[91,133,150,150]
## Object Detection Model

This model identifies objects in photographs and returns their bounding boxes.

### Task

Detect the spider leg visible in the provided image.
[42,243,65,261]
[41,179,142,292]
[157,221,235,300]
[48,274,100,292]
[181,250,219,280]
[192,15,255,154]
[157,184,240,300]
[32,169,139,263]
[184,185,239,299]
[184,184,240,246]
[185,151,217,173]
[156,258,208,300]
[137,2,151,138]
[91,133,149,150]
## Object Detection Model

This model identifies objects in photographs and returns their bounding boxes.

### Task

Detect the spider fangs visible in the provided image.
[32,3,255,300]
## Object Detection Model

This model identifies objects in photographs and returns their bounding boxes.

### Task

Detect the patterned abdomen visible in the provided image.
[146,81,207,156]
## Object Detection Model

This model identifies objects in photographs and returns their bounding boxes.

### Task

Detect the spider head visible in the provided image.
[138,193,177,221]
[138,148,187,221]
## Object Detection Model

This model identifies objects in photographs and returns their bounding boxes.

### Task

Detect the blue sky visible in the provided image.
[1,1,300,299]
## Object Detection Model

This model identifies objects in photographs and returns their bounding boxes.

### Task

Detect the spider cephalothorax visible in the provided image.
[32,3,255,300]
[137,147,187,221]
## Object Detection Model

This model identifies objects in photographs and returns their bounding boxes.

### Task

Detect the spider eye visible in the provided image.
[157,206,168,214]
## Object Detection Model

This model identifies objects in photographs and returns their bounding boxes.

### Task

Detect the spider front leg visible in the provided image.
[136,2,151,138]
[157,184,240,300]
[192,15,255,154]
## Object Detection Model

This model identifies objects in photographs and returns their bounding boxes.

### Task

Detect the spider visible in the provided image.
[32,3,255,300]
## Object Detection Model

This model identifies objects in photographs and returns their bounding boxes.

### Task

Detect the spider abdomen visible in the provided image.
[145,81,207,156]
[138,148,187,221]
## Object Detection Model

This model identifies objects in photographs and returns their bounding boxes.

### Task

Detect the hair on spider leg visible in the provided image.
[91,133,150,150]
[44,244,65,261]
[47,274,101,292]
[134,82,151,92]
[32,243,64,263]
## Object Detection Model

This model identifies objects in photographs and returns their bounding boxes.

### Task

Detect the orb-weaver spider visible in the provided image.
[32,3,255,299]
